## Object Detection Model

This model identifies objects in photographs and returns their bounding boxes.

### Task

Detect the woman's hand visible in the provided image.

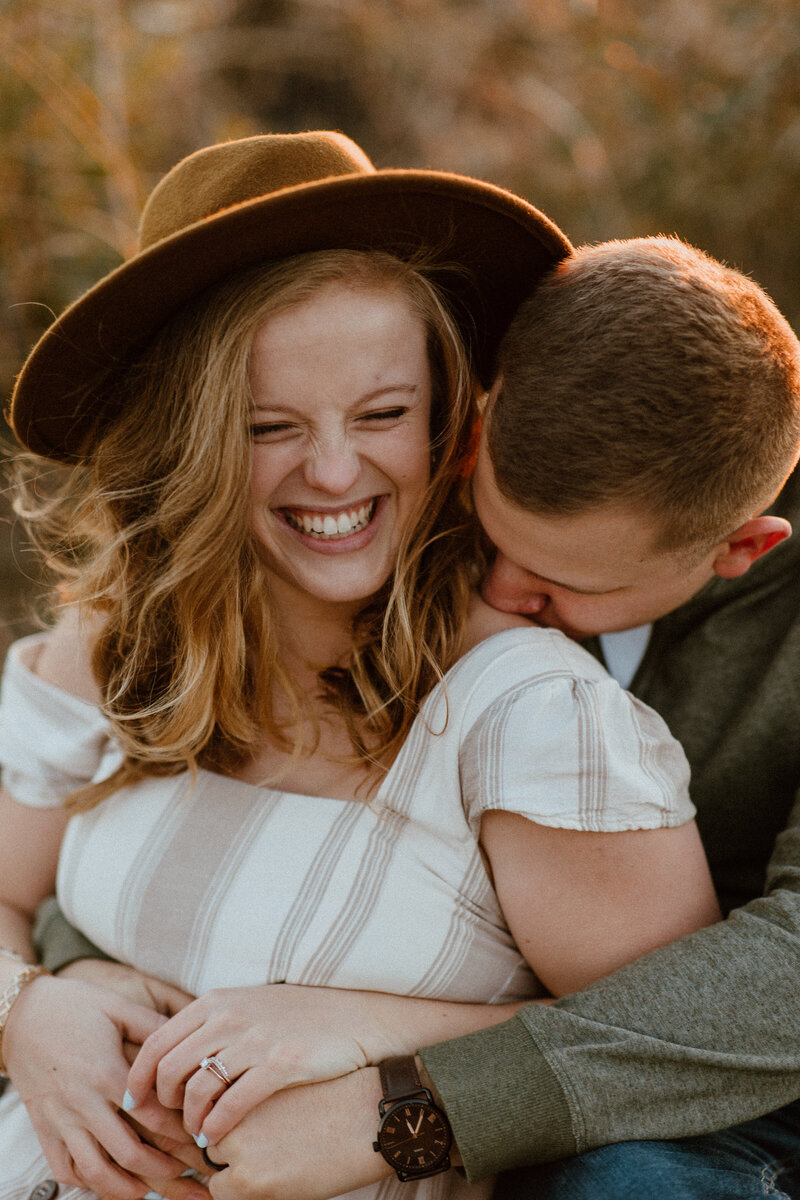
[59,957,194,1016]
[126,983,522,1148]
[2,973,199,1199]
[126,985,377,1147]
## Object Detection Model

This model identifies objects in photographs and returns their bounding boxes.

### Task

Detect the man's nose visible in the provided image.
[481,553,548,616]
[303,436,361,495]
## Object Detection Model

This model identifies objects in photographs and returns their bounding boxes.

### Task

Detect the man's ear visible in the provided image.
[483,375,503,417]
[712,516,792,579]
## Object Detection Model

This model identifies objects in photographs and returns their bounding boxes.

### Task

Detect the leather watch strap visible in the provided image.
[378,1055,425,1102]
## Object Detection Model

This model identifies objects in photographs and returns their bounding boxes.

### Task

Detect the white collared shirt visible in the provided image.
[599,623,653,689]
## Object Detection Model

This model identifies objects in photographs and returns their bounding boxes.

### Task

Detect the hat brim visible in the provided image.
[9,169,572,460]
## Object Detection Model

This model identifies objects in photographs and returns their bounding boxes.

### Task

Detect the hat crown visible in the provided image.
[139,131,377,251]
[11,127,572,461]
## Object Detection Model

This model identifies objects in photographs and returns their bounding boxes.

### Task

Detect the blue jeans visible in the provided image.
[495,1101,800,1199]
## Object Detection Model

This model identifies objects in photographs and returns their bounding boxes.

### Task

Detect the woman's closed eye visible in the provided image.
[250,421,297,441]
[358,406,409,425]
[250,407,410,441]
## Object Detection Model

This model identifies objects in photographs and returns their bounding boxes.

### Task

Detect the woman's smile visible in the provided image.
[278,496,382,544]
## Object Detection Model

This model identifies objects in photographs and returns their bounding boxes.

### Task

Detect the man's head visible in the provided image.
[475,236,800,638]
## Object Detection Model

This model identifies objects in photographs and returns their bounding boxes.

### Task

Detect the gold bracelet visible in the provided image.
[0,951,50,1077]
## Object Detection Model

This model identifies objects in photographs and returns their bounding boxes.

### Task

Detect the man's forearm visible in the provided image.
[421,818,800,1181]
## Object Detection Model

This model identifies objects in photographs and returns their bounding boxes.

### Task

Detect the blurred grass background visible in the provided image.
[2,0,799,656]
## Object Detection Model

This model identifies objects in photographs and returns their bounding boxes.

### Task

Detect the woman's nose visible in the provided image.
[302,436,361,495]
[481,553,548,616]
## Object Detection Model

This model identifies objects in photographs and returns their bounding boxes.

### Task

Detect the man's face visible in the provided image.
[472,437,723,640]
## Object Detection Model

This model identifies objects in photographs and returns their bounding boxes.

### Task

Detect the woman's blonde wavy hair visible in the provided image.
[11,249,481,810]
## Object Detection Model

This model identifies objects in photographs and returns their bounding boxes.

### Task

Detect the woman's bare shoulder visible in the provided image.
[461,591,532,654]
[33,606,103,704]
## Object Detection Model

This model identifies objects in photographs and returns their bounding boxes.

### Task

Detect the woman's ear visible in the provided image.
[712,516,792,579]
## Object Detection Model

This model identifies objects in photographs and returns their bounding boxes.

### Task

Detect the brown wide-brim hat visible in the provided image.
[8,130,572,462]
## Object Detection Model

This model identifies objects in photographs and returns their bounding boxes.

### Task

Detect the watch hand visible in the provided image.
[411,1112,424,1136]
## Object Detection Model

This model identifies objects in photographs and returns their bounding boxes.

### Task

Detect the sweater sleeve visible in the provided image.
[420,790,800,1180]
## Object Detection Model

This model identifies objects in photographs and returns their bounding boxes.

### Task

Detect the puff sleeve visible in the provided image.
[457,629,695,836]
[0,634,117,808]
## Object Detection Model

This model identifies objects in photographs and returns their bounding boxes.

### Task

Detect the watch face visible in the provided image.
[377,1098,451,1178]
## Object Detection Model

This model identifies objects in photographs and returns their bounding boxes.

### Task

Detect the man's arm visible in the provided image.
[420,792,800,1180]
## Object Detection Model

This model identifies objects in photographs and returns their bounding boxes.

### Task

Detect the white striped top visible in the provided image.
[0,627,694,1200]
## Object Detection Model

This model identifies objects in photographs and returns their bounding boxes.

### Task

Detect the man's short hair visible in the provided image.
[488,236,800,551]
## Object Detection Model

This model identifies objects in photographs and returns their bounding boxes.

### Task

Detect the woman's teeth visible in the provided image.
[284,501,376,539]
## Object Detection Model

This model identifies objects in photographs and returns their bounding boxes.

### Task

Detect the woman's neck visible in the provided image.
[269,586,361,675]
[241,587,387,799]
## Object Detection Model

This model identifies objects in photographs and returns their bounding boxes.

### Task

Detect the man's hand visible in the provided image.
[209,1068,389,1200]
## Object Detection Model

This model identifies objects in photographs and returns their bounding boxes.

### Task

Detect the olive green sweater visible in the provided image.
[421,466,800,1180]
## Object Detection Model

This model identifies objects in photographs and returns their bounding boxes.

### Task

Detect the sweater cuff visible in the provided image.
[419,1012,576,1182]
[33,897,113,973]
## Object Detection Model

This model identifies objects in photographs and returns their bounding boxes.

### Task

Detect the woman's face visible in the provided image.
[248,280,433,618]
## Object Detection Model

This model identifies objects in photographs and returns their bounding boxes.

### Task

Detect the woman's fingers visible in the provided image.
[175,1041,310,1141]
[43,1115,182,1200]
[147,1029,224,1110]
[59,961,193,1018]
[127,1006,206,1106]
[124,1087,202,1151]
[27,1125,79,1193]
[181,1057,237,1138]
[140,1177,211,1200]
[97,1180,210,1200]
[85,1108,185,1184]
[121,1108,207,1180]
[67,1126,156,1200]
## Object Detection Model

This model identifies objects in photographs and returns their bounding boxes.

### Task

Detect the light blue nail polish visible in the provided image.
[193,1131,209,1149]
[144,1192,164,1199]
[121,1089,136,1112]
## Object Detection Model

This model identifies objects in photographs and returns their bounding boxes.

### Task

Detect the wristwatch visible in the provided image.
[373,1055,452,1182]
